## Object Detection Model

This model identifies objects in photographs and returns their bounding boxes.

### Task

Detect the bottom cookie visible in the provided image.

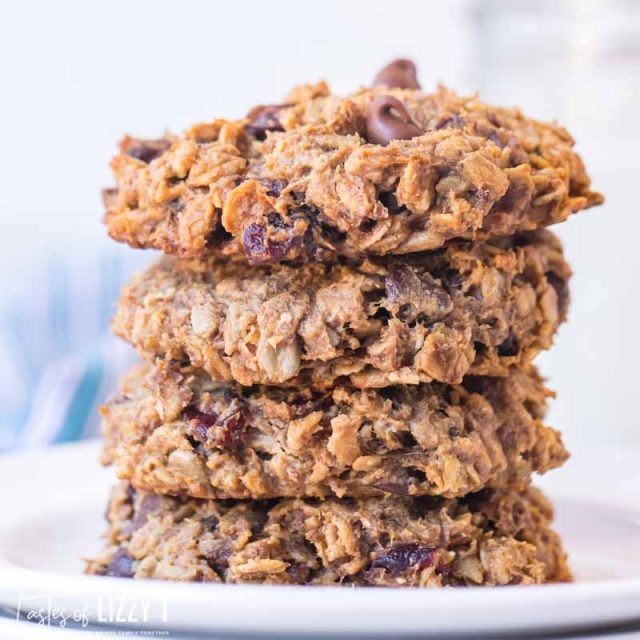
[86,484,569,587]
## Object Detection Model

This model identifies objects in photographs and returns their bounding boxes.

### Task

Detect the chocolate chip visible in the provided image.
[241,219,312,265]
[245,104,290,140]
[373,59,420,89]
[370,543,435,575]
[106,549,135,578]
[365,96,422,146]
[122,138,171,163]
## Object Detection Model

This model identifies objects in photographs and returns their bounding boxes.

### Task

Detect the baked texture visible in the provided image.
[103,79,601,263]
[101,362,567,499]
[86,483,570,586]
[112,229,570,389]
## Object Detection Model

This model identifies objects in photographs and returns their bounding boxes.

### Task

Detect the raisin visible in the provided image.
[370,543,436,575]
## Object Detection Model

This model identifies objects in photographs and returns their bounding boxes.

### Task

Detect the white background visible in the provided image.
[1,0,639,448]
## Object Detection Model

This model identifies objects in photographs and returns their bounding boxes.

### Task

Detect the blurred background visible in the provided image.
[0,0,638,451]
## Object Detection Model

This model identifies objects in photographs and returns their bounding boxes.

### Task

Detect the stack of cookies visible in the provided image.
[88,60,602,586]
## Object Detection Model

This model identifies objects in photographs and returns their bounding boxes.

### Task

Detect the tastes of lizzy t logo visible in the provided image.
[15,589,168,632]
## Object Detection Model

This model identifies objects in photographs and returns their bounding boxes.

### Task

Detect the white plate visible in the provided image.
[0,440,639,638]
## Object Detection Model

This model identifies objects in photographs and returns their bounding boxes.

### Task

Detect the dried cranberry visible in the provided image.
[184,404,247,451]
[385,264,453,322]
[184,406,219,427]
[242,222,300,265]
[106,549,135,578]
[385,263,414,299]
[217,407,248,450]
[184,406,218,444]
[370,543,436,575]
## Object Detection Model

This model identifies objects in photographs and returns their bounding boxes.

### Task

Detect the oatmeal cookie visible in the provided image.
[86,483,570,586]
[113,229,570,388]
[101,362,567,500]
[103,60,601,263]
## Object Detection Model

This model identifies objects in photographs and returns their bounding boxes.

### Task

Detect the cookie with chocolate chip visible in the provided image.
[103,59,602,263]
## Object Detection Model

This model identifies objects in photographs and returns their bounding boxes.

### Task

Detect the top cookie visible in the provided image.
[104,60,602,263]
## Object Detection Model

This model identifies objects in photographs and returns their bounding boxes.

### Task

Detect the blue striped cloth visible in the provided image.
[0,250,152,451]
